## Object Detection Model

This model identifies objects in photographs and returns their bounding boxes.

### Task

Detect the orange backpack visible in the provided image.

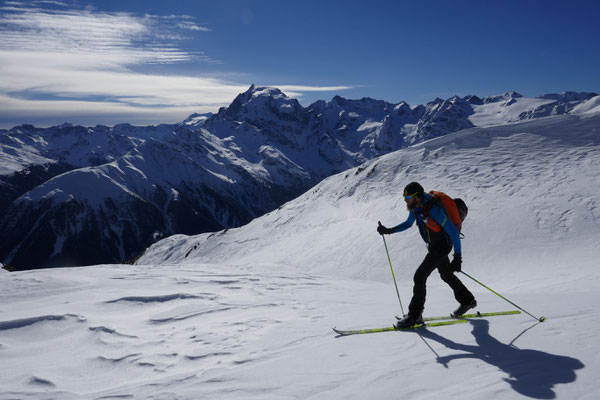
[424,191,468,233]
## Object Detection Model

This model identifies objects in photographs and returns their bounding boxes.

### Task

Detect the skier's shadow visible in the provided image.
[418,319,584,399]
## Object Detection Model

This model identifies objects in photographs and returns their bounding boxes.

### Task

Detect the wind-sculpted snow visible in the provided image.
[0,263,353,399]
[87,326,138,338]
[1,259,598,398]
[0,314,86,331]
[104,293,205,304]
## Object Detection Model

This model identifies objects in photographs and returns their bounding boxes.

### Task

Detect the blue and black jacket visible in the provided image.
[392,193,461,254]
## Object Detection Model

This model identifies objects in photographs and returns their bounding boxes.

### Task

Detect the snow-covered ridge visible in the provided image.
[138,113,600,286]
[571,95,600,115]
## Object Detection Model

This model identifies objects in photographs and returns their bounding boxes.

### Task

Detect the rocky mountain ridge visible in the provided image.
[1,86,597,269]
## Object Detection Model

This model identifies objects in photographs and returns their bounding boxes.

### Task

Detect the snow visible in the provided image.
[0,142,55,176]
[17,164,142,206]
[253,87,285,99]
[469,96,556,127]
[139,114,600,285]
[1,111,600,399]
[571,95,600,115]
[183,113,213,126]
[357,120,383,132]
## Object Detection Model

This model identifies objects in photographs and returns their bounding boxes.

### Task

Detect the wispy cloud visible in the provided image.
[0,2,207,67]
[0,1,352,128]
[274,85,354,98]
[178,21,211,32]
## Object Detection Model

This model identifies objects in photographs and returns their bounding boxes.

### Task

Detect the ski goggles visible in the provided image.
[404,191,420,200]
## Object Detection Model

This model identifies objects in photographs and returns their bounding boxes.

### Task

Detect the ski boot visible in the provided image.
[451,299,477,318]
[394,313,424,329]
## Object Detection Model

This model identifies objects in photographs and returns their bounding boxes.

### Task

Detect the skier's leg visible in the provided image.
[408,250,444,316]
[438,259,475,305]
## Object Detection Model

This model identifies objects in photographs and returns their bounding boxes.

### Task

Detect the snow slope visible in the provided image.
[468,94,555,127]
[139,113,600,285]
[571,95,600,115]
[1,112,600,399]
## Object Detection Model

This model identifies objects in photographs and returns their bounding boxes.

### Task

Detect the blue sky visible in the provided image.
[0,0,599,128]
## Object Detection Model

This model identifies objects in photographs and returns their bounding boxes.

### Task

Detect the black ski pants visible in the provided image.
[407,240,475,317]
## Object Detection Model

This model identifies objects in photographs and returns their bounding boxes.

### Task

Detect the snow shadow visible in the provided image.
[419,319,584,399]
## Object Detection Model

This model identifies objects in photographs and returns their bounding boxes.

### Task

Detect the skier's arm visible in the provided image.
[429,205,462,254]
[391,211,416,233]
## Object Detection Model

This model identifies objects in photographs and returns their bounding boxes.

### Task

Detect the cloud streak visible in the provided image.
[0,1,352,128]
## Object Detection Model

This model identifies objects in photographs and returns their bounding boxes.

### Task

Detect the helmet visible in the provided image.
[403,182,424,199]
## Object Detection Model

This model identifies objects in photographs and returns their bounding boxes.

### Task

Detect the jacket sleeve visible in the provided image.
[392,211,416,233]
[429,204,462,254]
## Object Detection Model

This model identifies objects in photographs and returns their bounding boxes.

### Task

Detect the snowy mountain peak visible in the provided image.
[220,85,302,120]
[463,95,483,105]
[394,101,413,115]
[539,91,598,102]
[482,91,523,104]
[331,95,390,109]
[181,112,214,128]
[251,86,286,99]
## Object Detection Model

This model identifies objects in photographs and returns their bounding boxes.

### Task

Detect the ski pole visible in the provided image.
[379,222,404,316]
[460,271,546,322]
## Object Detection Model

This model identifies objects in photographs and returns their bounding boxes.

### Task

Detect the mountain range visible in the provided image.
[1,85,598,270]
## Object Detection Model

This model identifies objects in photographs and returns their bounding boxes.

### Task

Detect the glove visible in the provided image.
[377,222,395,235]
[450,253,462,272]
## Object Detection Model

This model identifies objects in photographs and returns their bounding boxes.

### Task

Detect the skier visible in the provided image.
[377,182,477,329]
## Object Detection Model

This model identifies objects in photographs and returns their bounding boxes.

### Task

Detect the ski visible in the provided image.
[395,310,521,321]
[333,318,467,336]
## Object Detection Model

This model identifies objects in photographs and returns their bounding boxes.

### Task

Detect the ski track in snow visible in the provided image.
[2,113,600,399]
